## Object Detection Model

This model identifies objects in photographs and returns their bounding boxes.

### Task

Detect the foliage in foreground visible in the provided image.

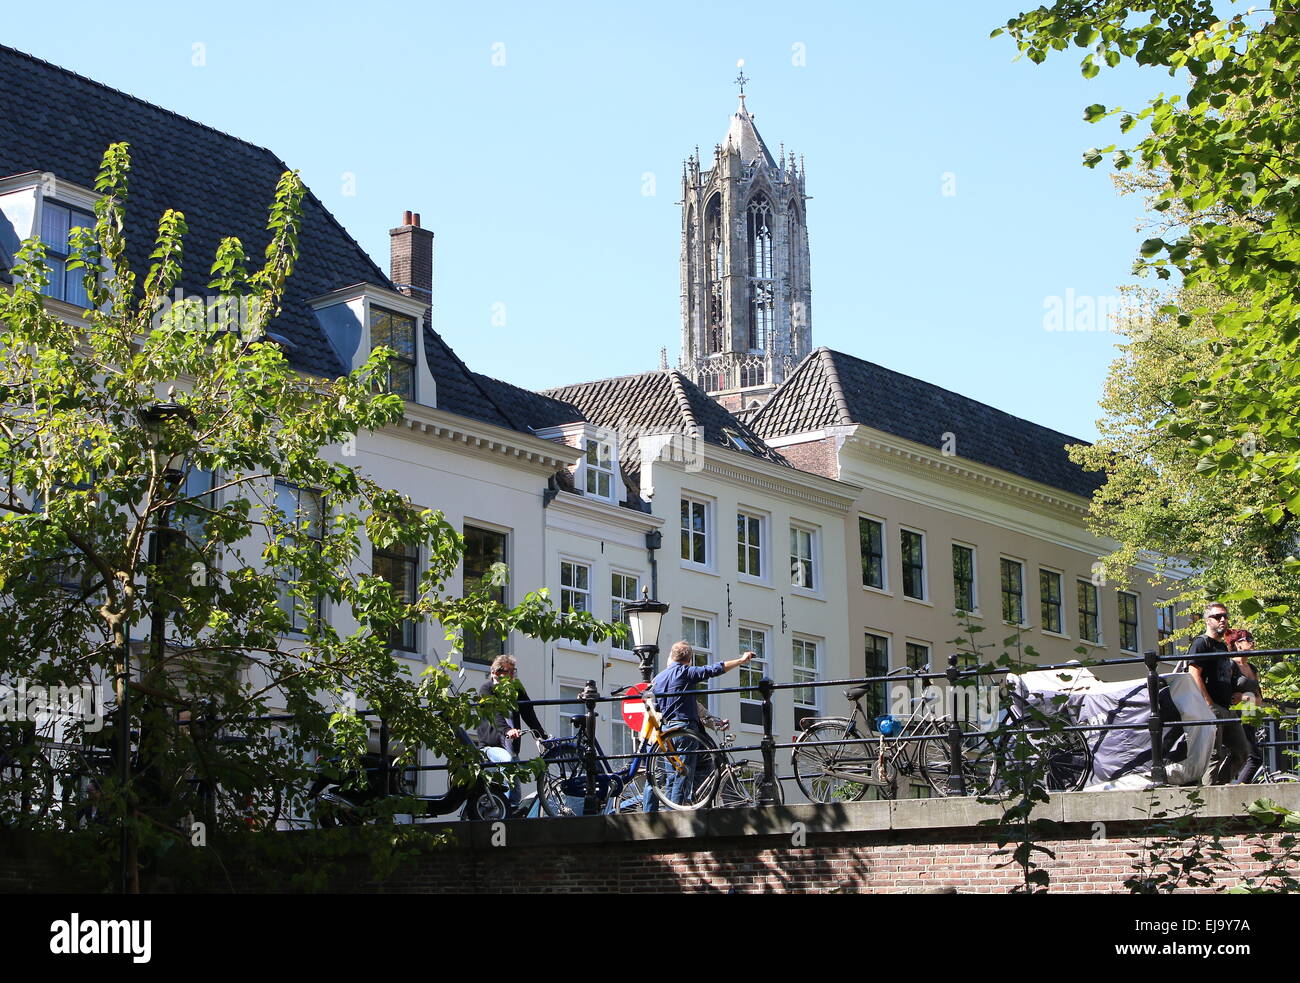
[0,143,619,882]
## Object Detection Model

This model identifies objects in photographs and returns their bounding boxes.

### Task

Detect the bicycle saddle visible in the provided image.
[845,685,870,701]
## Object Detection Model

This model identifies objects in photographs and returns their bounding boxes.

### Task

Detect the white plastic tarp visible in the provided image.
[1012,669,1215,789]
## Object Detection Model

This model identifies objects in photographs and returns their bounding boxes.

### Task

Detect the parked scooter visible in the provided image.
[308,726,511,826]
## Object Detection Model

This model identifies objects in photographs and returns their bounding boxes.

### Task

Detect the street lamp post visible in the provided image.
[622,589,669,684]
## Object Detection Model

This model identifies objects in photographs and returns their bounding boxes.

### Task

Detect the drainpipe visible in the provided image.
[645,529,662,599]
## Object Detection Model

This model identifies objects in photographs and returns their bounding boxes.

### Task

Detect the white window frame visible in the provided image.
[1077,578,1103,646]
[461,520,512,665]
[1039,567,1067,637]
[681,611,718,714]
[952,541,977,615]
[899,526,928,603]
[859,514,889,594]
[1156,601,1177,657]
[789,522,819,594]
[610,569,640,653]
[862,630,892,722]
[39,199,97,307]
[555,679,588,741]
[1000,556,1027,627]
[1118,590,1141,654]
[559,557,593,618]
[582,436,617,502]
[737,624,770,729]
[736,508,767,583]
[791,635,821,724]
[368,304,418,402]
[680,494,714,571]
[273,480,326,634]
[608,706,637,764]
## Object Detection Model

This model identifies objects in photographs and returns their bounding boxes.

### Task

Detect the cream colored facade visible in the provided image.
[766,425,1182,689]
[540,480,660,755]
[637,440,859,744]
[530,433,857,773]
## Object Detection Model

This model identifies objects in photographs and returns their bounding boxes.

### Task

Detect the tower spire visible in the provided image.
[679,83,813,413]
[734,59,749,114]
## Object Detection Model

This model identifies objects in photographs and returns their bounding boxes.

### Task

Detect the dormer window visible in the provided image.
[535,423,624,505]
[583,438,615,500]
[722,428,752,453]
[369,306,416,400]
[40,201,94,307]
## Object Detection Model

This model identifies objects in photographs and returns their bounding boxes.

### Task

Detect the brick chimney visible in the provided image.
[389,210,434,324]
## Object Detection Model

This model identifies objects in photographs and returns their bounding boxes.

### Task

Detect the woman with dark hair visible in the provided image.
[1225,629,1263,782]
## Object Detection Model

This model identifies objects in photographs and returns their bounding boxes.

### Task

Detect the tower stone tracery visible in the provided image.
[679,83,812,413]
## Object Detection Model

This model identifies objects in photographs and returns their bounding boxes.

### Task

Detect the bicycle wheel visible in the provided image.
[646,725,719,811]
[993,719,1092,792]
[1254,770,1300,784]
[717,759,785,808]
[919,726,996,797]
[464,786,510,821]
[189,761,287,832]
[610,772,646,814]
[0,747,55,822]
[791,721,871,803]
[538,740,585,817]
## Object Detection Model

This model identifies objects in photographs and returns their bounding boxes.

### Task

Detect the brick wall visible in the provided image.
[773,436,838,479]
[5,787,1296,894]
[343,818,1293,895]
[389,211,434,322]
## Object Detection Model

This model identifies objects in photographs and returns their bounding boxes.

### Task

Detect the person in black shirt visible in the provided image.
[474,655,547,808]
[1187,602,1255,784]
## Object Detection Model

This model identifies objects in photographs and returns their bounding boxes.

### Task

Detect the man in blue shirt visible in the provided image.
[643,641,754,811]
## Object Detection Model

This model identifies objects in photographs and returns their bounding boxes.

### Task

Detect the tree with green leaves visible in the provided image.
[996,1,1300,701]
[0,143,619,887]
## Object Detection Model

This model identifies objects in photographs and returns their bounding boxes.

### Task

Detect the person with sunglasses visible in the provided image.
[1187,602,1255,784]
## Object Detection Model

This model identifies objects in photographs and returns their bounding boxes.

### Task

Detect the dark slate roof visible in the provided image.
[540,370,788,471]
[473,372,656,509]
[751,348,1103,499]
[0,43,517,433]
[472,373,584,433]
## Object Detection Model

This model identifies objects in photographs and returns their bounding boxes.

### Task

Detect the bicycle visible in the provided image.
[536,723,650,817]
[708,723,785,808]
[1253,769,1299,783]
[925,679,1093,797]
[0,722,57,823]
[537,683,732,814]
[49,706,288,834]
[791,666,957,802]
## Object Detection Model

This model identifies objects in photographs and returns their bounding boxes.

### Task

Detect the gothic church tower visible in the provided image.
[680,76,812,412]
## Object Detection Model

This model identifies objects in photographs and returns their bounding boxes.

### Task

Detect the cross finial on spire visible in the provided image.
[735,59,750,112]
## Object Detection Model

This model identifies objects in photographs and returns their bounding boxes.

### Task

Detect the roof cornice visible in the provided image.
[843,426,1090,517]
[308,282,426,319]
[658,442,859,512]
[386,405,581,474]
[548,488,664,533]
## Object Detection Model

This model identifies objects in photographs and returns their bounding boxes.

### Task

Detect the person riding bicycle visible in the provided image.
[474,654,548,809]
[641,642,754,812]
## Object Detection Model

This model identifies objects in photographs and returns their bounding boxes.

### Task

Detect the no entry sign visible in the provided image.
[621,682,649,732]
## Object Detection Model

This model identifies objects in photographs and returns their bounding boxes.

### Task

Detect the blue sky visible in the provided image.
[4,0,1178,442]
